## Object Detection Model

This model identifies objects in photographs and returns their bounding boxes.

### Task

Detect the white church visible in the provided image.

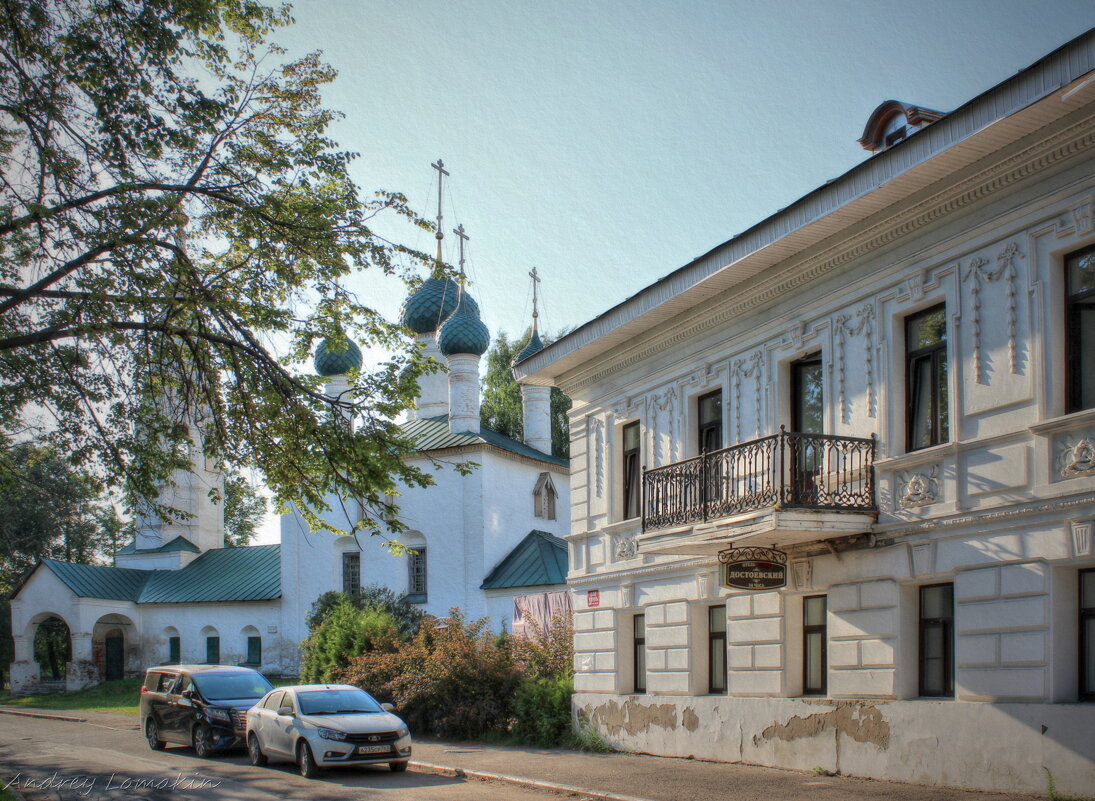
[7,211,571,693]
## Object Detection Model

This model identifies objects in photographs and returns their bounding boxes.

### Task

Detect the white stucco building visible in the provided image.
[8,265,570,693]
[515,32,1095,795]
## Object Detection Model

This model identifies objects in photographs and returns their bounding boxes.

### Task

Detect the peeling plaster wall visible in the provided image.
[576,693,1095,793]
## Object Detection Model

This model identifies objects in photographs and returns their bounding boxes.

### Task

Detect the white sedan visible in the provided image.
[245,684,412,778]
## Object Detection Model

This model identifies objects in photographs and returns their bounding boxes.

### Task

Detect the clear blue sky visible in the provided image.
[275,1,1095,348]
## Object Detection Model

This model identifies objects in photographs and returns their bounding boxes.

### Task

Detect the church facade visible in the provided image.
[8,262,570,693]
[515,32,1095,794]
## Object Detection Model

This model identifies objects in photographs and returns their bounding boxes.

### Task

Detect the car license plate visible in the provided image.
[357,745,390,754]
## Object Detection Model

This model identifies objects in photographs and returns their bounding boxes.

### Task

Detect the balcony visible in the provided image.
[639,427,877,554]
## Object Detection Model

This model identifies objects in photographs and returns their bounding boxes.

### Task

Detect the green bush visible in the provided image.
[339,609,521,740]
[512,674,573,746]
[300,601,401,683]
[307,585,425,636]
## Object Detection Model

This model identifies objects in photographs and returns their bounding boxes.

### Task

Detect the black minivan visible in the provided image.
[141,665,273,757]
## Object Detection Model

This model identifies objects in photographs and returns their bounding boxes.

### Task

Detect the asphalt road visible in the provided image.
[0,713,562,801]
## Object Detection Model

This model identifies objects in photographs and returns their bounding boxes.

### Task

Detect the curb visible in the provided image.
[410,760,655,801]
[0,706,86,723]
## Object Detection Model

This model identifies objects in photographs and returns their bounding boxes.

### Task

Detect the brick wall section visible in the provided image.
[955,561,1049,701]
[645,601,692,693]
[828,579,898,697]
[728,591,783,695]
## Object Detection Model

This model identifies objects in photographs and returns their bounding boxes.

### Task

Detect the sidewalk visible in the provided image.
[0,706,1044,801]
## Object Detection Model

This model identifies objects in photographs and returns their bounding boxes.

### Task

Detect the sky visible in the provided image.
[272,1,1095,346]
[254,2,1094,543]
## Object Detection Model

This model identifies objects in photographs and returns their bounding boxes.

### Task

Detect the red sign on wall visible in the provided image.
[587,590,600,607]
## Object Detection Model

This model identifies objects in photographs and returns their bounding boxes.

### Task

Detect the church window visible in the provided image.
[246,636,261,666]
[342,552,361,596]
[168,636,180,664]
[1066,245,1095,413]
[205,635,220,664]
[533,472,557,520]
[409,548,427,597]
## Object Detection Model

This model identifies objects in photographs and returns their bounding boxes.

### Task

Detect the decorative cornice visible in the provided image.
[558,118,1095,396]
[876,492,1095,537]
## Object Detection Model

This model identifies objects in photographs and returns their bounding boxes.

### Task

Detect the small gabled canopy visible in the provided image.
[481,530,568,590]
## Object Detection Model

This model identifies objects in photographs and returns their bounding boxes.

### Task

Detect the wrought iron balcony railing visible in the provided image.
[642,427,876,532]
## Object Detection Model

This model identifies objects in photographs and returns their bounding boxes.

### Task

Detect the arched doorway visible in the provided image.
[92,614,135,682]
[32,616,71,682]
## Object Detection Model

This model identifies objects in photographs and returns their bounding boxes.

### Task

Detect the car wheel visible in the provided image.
[145,718,165,751]
[247,733,267,767]
[193,723,214,759]
[297,741,321,779]
[389,761,408,773]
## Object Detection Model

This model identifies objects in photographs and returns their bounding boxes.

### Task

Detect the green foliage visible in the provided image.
[223,473,266,547]
[0,0,444,537]
[306,585,426,637]
[33,617,71,680]
[509,612,574,681]
[299,600,401,684]
[480,331,572,458]
[512,674,573,747]
[1044,767,1094,801]
[0,439,118,595]
[340,609,521,740]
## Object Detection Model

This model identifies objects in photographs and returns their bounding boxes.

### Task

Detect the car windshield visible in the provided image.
[297,688,382,716]
[191,672,272,701]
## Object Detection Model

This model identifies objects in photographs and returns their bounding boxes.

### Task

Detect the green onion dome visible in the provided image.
[314,336,363,377]
[399,277,461,334]
[438,294,490,357]
[514,329,544,363]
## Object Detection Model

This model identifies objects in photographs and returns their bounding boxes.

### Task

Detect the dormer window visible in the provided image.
[533,472,558,520]
[859,100,945,153]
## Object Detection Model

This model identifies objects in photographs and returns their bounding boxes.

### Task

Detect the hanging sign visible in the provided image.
[718,546,788,590]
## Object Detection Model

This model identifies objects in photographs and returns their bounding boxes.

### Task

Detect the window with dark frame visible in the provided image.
[698,391,723,453]
[708,605,727,694]
[919,583,954,697]
[246,636,261,666]
[634,614,646,694]
[803,595,827,695]
[907,305,949,451]
[168,636,180,664]
[1081,569,1095,701]
[409,548,427,596]
[205,636,220,664]
[622,422,641,520]
[1066,246,1095,413]
[342,551,360,596]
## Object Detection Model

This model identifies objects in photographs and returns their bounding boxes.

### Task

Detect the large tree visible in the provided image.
[0,0,441,535]
[480,331,571,459]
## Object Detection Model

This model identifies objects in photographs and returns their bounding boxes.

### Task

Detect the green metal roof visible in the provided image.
[34,545,281,605]
[138,545,281,604]
[116,536,201,555]
[481,530,568,590]
[42,560,151,601]
[401,415,568,468]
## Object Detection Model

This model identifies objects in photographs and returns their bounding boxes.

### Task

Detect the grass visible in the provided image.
[0,677,142,716]
[0,785,17,801]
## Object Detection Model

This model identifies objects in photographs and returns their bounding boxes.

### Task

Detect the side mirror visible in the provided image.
[380,703,394,713]
[181,689,195,700]
[277,706,294,717]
